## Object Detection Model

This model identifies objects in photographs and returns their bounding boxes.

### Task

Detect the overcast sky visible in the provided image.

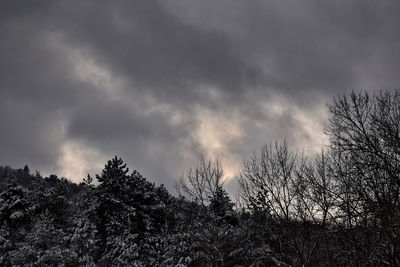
[1,0,400,192]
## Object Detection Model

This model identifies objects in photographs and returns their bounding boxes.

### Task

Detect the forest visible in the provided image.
[1,91,400,266]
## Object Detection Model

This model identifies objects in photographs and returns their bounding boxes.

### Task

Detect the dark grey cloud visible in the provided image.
[1,0,400,193]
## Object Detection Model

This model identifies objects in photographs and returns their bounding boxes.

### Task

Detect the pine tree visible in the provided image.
[93,156,131,250]
[91,156,170,264]
[96,156,129,193]
[209,186,234,217]
[0,176,30,230]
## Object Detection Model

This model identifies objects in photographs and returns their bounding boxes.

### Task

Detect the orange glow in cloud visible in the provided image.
[194,109,243,180]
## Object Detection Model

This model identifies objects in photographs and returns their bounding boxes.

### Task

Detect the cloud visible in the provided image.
[58,140,106,183]
[1,0,400,195]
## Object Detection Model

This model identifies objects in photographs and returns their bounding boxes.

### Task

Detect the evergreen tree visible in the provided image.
[96,156,129,189]
[209,186,234,217]
[0,177,30,227]
[90,156,171,264]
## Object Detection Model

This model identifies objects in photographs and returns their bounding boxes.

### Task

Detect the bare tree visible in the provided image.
[325,90,400,265]
[295,150,338,227]
[177,155,224,206]
[239,141,325,266]
[326,91,400,222]
[239,141,300,220]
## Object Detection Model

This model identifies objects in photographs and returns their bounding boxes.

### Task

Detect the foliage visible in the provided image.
[1,91,400,266]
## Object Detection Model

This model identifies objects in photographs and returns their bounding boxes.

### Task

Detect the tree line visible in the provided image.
[1,90,400,266]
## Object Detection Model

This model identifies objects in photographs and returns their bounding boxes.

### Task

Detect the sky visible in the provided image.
[1,0,400,193]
